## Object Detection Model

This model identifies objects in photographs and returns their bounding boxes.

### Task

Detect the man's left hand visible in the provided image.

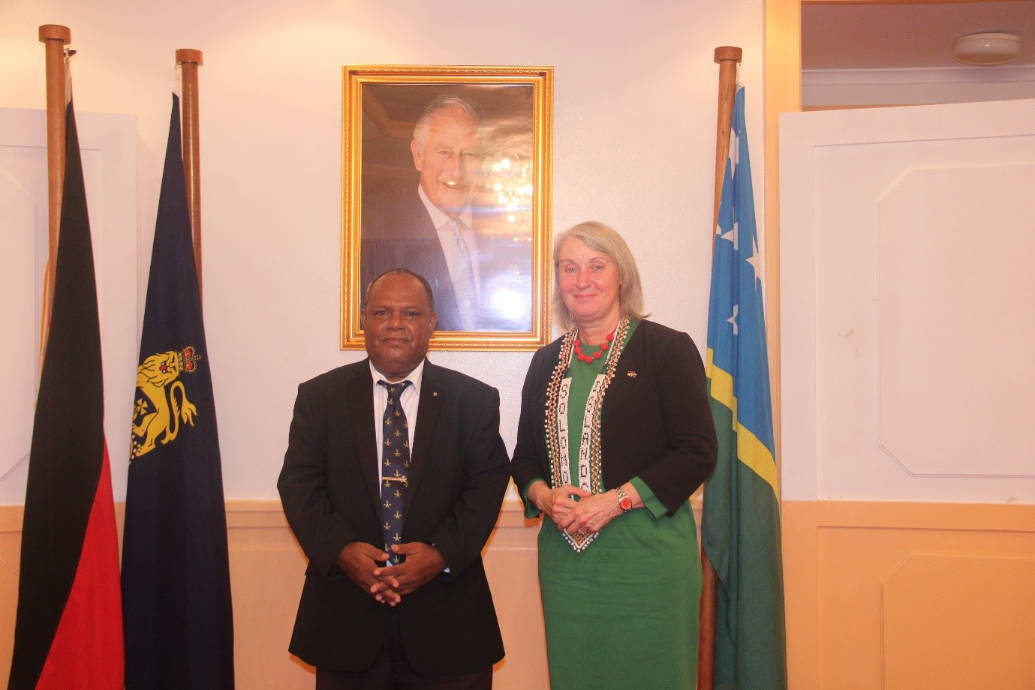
[372,542,447,600]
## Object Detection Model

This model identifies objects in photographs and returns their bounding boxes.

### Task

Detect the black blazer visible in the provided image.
[278,360,508,675]
[511,320,718,514]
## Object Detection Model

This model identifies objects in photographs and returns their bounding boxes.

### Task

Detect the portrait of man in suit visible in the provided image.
[359,86,535,334]
[278,269,509,688]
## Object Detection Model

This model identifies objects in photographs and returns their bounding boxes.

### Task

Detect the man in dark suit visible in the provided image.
[278,269,508,689]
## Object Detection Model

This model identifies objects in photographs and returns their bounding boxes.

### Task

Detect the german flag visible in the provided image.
[7,100,124,689]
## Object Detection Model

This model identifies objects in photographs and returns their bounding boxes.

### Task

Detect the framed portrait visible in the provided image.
[341,65,553,350]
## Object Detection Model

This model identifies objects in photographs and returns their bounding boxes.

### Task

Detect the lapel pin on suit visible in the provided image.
[626,370,637,378]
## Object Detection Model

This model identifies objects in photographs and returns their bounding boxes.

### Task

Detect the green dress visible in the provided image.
[527,322,702,689]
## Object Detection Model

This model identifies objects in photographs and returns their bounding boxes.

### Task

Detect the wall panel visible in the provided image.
[0,499,550,689]
[783,500,1035,689]
[780,96,1035,689]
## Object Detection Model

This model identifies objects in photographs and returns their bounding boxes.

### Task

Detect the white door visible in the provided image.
[779,99,1035,689]
[781,97,1035,505]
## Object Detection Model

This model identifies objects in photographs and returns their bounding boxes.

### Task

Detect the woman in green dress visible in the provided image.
[511,221,718,689]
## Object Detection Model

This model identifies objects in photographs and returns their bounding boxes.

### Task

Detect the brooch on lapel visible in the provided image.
[626,371,637,378]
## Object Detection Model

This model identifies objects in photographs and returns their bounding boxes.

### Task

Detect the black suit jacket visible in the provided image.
[511,320,718,514]
[278,360,508,675]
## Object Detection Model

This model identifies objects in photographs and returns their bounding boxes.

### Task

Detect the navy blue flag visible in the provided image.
[121,94,235,689]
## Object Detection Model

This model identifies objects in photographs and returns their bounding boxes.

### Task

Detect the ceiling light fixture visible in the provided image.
[953,32,1022,66]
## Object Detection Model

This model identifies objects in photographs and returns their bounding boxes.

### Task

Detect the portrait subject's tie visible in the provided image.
[378,380,411,565]
[449,218,478,331]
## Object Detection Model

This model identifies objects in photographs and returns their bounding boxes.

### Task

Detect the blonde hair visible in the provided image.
[551,221,647,331]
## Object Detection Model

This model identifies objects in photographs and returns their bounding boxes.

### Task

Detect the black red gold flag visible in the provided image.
[8,100,125,690]
[121,93,235,689]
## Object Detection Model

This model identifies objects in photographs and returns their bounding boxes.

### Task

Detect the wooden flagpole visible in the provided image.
[37,24,72,362]
[698,44,742,690]
[713,46,743,231]
[176,48,204,296]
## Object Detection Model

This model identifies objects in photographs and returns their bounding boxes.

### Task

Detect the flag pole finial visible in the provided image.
[38,24,71,43]
[175,48,203,66]
[714,46,742,64]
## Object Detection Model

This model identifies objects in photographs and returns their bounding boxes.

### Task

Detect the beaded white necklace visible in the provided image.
[543,317,631,552]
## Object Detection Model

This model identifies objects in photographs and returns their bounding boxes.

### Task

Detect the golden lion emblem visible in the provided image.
[131,346,201,459]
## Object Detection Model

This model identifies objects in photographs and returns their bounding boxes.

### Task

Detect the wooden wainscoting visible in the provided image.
[226,498,550,689]
[0,497,550,689]
[0,505,23,682]
[783,500,1035,690]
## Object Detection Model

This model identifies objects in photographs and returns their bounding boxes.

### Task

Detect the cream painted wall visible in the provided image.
[0,0,764,501]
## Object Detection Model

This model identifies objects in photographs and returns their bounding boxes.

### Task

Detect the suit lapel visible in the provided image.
[346,363,382,510]
[406,360,442,514]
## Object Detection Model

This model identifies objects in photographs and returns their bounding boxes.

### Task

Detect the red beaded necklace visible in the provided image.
[573,331,615,363]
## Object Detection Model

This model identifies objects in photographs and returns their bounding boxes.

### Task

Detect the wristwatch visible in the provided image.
[615,486,633,513]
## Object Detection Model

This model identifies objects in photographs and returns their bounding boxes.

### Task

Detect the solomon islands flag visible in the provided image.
[701,84,788,690]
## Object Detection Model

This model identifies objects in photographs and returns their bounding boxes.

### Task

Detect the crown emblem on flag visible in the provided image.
[177,345,202,373]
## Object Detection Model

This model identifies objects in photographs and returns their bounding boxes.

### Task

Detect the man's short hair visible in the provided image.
[412,95,486,149]
[363,268,436,312]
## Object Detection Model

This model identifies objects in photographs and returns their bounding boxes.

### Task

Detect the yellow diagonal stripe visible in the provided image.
[706,348,779,497]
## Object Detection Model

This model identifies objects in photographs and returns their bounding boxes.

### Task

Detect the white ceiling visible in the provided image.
[802,1,1035,71]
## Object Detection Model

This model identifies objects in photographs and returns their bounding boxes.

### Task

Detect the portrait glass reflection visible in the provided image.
[342,67,552,350]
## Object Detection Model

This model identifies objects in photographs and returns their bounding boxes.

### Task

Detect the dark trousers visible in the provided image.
[314,612,492,690]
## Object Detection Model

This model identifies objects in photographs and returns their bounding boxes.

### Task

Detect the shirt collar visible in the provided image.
[369,358,425,393]
[418,184,472,230]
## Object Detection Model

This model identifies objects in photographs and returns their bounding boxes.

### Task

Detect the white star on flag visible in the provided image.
[721,221,739,250]
[745,235,762,287]
[728,303,739,335]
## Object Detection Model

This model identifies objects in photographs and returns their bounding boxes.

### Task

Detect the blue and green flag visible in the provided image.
[702,84,788,690]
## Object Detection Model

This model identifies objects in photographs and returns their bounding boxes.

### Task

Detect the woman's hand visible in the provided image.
[527,481,591,530]
[529,481,644,535]
[562,491,625,535]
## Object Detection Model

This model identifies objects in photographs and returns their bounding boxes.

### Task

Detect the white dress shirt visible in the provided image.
[370,359,424,485]
[369,359,448,570]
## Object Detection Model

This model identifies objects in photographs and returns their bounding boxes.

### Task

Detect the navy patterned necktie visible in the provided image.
[378,380,412,564]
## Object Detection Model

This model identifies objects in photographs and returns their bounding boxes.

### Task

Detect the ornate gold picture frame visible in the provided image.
[341,65,553,351]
